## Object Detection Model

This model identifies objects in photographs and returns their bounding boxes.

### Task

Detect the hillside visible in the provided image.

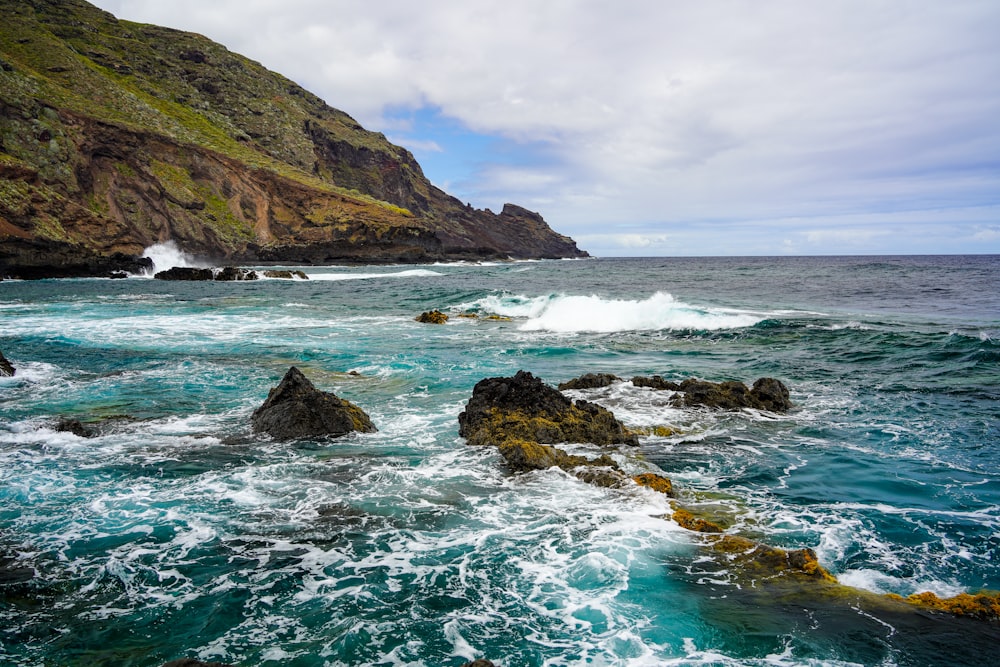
[0,0,586,278]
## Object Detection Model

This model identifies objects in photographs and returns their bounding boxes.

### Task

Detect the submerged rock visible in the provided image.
[557,373,621,390]
[153,267,214,281]
[0,350,14,377]
[459,370,637,447]
[893,590,1000,621]
[252,367,376,440]
[161,661,235,667]
[709,534,835,582]
[55,417,96,438]
[415,310,449,324]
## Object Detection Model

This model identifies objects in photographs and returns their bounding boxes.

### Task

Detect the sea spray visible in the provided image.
[141,240,203,274]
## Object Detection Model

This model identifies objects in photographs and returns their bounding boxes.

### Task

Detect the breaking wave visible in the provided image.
[462,291,765,332]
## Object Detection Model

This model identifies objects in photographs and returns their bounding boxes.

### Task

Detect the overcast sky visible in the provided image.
[90,0,1000,256]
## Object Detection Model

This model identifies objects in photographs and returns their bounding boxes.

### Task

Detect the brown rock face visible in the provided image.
[0,0,587,278]
[252,367,376,440]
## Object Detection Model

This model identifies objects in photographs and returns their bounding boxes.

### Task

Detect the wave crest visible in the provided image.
[463,291,764,333]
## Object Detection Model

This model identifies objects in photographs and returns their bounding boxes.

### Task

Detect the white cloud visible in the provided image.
[90,0,1000,255]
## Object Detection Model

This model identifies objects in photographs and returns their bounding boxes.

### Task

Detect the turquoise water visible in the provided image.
[1,256,998,666]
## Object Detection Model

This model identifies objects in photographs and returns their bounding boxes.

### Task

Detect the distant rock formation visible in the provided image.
[415,310,449,324]
[252,367,376,440]
[0,349,13,377]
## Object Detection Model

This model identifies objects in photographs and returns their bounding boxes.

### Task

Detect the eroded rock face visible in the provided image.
[0,350,14,377]
[458,370,637,447]
[251,367,376,440]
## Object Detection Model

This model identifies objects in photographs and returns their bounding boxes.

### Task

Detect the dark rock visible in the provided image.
[263,269,308,279]
[161,660,235,667]
[55,418,95,438]
[674,377,792,412]
[557,373,621,390]
[108,270,128,279]
[214,266,258,281]
[252,367,376,440]
[0,552,34,585]
[458,371,637,447]
[154,267,214,281]
[0,350,14,377]
[631,374,792,411]
[631,375,682,391]
[749,377,793,412]
[415,310,448,324]
[460,661,497,667]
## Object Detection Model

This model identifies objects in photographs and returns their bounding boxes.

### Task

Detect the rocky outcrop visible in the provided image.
[631,375,793,412]
[252,367,376,440]
[55,417,95,438]
[0,0,586,278]
[214,266,258,281]
[708,535,836,582]
[161,661,235,667]
[415,310,449,324]
[262,270,308,279]
[0,350,13,377]
[154,267,215,281]
[152,266,259,280]
[557,373,621,391]
[458,370,637,448]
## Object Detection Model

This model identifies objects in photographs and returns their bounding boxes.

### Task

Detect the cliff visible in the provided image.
[0,0,586,278]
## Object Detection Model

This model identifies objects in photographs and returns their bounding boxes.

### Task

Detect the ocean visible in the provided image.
[1,255,998,666]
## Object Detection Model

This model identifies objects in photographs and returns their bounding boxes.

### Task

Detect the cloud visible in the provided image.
[90,0,1000,255]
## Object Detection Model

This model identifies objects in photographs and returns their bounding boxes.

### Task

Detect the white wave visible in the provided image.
[461,291,764,333]
[141,241,205,274]
[307,269,443,281]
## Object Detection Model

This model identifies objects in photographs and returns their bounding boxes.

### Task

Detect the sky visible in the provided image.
[89,0,1000,257]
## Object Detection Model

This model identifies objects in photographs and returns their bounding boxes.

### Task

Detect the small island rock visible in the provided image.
[415,310,449,324]
[252,367,376,440]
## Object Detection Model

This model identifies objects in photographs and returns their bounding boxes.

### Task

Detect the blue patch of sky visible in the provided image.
[380,105,554,208]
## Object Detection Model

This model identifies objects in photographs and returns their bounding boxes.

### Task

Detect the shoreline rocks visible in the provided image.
[559,372,794,413]
[459,370,637,448]
[252,367,376,440]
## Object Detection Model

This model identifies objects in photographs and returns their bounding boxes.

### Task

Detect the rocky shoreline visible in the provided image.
[3,350,998,665]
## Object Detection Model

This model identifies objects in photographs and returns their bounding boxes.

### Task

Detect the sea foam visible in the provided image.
[464,291,764,332]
